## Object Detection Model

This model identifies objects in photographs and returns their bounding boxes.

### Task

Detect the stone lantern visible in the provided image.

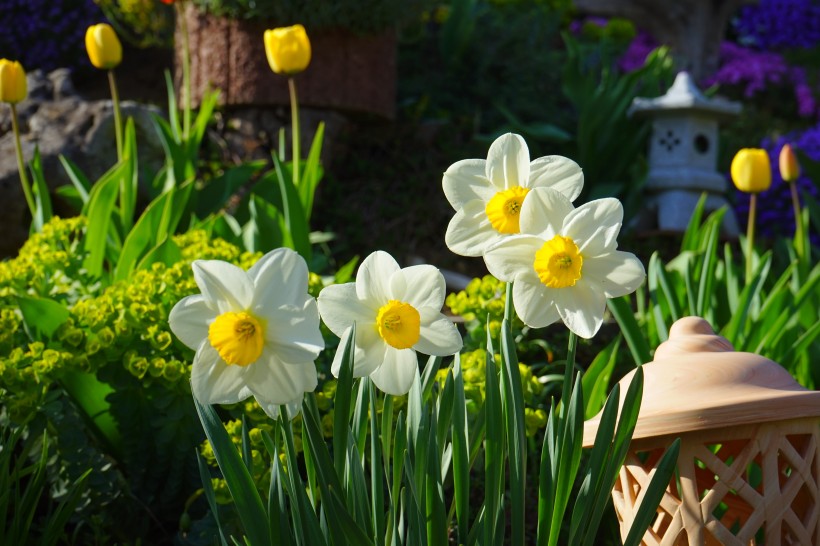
[629,72,742,236]
[583,317,820,545]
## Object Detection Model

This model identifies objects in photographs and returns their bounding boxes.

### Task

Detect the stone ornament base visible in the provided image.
[176,4,396,118]
[615,418,820,546]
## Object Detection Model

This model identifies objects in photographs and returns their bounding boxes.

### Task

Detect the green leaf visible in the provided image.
[83,161,128,278]
[501,315,527,546]
[581,337,621,418]
[450,354,470,544]
[136,237,182,272]
[59,371,121,457]
[16,295,69,338]
[193,397,270,546]
[333,324,356,475]
[196,452,230,546]
[607,296,651,366]
[58,155,92,204]
[483,328,503,546]
[29,147,52,232]
[299,122,325,221]
[270,154,312,262]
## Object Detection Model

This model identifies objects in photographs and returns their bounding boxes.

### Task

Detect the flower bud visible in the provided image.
[779,143,800,183]
[264,25,311,75]
[730,148,771,194]
[0,59,27,104]
[85,23,123,70]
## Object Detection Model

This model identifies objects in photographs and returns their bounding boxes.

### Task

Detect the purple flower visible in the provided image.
[618,30,658,73]
[735,0,820,50]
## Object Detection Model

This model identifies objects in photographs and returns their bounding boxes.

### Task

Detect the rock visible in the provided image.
[0,69,164,258]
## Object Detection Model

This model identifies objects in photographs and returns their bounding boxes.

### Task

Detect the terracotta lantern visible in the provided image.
[583,317,820,545]
[628,71,742,236]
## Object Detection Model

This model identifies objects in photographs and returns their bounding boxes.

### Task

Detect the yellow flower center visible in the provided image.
[533,235,583,288]
[208,311,265,366]
[375,300,421,350]
[485,186,530,234]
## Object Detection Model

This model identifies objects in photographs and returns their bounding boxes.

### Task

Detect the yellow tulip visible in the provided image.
[779,143,800,183]
[730,148,771,194]
[85,23,123,70]
[0,59,27,104]
[264,25,311,75]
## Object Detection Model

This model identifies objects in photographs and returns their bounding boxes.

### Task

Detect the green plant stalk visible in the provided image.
[9,103,36,218]
[746,193,757,282]
[562,331,578,414]
[177,1,192,140]
[108,69,123,161]
[288,77,301,187]
[789,182,805,260]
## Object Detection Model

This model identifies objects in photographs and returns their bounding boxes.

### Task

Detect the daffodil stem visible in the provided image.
[9,104,36,218]
[504,282,513,323]
[746,193,757,282]
[561,332,578,415]
[790,182,805,259]
[288,76,300,187]
[108,69,123,162]
[178,1,192,140]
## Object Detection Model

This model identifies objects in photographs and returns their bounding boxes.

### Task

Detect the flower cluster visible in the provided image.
[734,0,820,50]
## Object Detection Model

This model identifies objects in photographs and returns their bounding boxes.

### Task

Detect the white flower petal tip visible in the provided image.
[318,250,463,396]
[168,250,322,420]
[485,196,644,339]
[442,133,586,257]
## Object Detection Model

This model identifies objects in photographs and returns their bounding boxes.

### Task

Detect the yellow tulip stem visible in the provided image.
[177,1,192,140]
[746,193,757,281]
[288,76,300,187]
[108,70,123,162]
[789,182,804,259]
[9,104,36,217]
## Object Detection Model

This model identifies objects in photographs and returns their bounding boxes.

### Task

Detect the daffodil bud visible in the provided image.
[264,25,311,75]
[779,143,800,183]
[85,23,123,70]
[730,148,771,194]
[0,59,27,104]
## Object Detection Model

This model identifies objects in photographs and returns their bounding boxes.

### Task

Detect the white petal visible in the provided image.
[519,187,574,239]
[392,265,446,309]
[445,200,499,257]
[246,351,317,405]
[369,347,419,396]
[486,133,530,190]
[264,299,324,363]
[249,248,309,308]
[317,282,375,337]
[415,309,463,356]
[553,283,607,339]
[193,259,254,312]
[357,251,400,302]
[512,279,561,329]
[191,342,251,404]
[483,235,543,283]
[330,325,385,378]
[564,198,623,256]
[168,294,216,350]
[528,155,584,201]
[583,252,646,298]
[442,159,495,209]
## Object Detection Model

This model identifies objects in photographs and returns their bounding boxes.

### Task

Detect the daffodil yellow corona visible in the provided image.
[779,143,800,183]
[443,133,584,257]
[317,251,463,395]
[85,24,122,70]
[0,59,27,104]
[168,248,324,419]
[731,148,771,193]
[483,188,645,339]
[264,25,311,75]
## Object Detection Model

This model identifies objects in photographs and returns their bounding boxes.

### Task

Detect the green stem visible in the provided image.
[504,282,513,322]
[178,1,192,140]
[561,332,578,417]
[108,70,123,161]
[9,104,36,218]
[746,193,757,282]
[288,76,301,187]
[790,182,804,259]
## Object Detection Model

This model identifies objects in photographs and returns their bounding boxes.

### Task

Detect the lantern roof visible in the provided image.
[582,316,820,447]
[628,71,741,120]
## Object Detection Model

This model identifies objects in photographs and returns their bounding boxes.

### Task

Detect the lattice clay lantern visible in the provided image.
[629,71,742,236]
[583,317,820,545]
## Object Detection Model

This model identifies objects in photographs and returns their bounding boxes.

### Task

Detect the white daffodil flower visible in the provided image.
[317,251,463,395]
[169,248,324,419]
[483,187,645,339]
[443,132,584,257]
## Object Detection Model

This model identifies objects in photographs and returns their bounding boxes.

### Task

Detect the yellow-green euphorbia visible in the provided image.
[85,23,123,70]
[0,59,27,104]
[264,24,311,75]
[731,148,771,193]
